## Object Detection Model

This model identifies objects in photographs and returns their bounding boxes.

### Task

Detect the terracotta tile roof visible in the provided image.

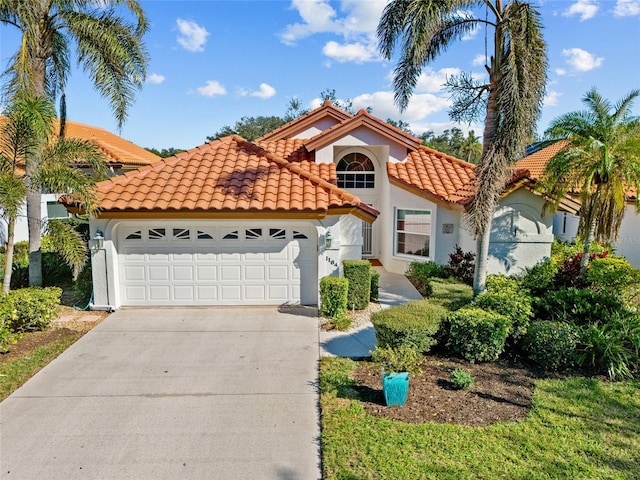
[59,120,161,167]
[514,140,637,201]
[387,146,476,209]
[257,100,352,142]
[513,140,568,181]
[304,108,423,152]
[87,135,375,220]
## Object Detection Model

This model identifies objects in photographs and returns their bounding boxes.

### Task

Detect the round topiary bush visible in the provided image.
[447,307,511,363]
[523,321,579,371]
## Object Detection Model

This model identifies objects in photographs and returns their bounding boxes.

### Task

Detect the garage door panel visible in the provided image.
[148,265,169,281]
[196,266,217,281]
[149,285,170,301]
[245,265,265,281]
[173,286,195,301]
[119,225,317,306]
[197,285,218,300]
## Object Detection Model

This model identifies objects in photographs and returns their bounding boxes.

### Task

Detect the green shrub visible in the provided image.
[320,276,349,319]
[370,268,380,303]
[445,245,475,285]
[448,307,511,363]
[405,261,447,297]
[343,260,371,310]
[11,241,29,268]
[475,284,533,341]
[519,258,558,297]
[0,287,62,333]
[42,251,73,286]
[578,313,640,380]
[588,257,640,308]
[450,368,474,389]
[0,320,17,353]
[370,345,422,375]
[524,321,579,371]
[371,300,448,354]
[332,314,353,331]
[534,287,629,326]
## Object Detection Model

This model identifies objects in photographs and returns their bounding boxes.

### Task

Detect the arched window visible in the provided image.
[337,152,375,188]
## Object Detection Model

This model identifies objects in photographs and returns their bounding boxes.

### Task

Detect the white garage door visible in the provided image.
[117,224,317,306]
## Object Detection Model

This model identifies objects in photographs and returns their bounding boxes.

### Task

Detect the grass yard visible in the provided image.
[320,356,640,480]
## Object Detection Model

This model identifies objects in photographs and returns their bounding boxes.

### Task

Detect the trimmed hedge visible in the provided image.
[0,287,62,333]
[524,321,579,371]
[371,299,448,354]
[320,276,349,319]
[343,260,371,310]
[476,276,533,341]
[370,268,380,303]
[448,307,511,363]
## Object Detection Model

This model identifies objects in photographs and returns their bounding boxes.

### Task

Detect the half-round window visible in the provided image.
[336,153,375,189]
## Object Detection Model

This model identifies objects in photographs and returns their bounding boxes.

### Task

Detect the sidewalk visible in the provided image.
[318,267,423,358]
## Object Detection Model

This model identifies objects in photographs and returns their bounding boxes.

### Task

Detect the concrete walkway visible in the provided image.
[319,267,423,358]
[0,307,321,480]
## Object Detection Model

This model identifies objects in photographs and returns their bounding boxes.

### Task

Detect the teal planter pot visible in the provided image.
[382,372,409,406]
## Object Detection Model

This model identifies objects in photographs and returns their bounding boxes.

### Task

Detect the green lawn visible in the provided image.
[320,357,640,480]
[0,336,77,401]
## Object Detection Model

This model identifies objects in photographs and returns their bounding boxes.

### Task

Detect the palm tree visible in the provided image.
[540,88,640,272]
[459,130,483,164]
[377,0,547,294]
[0,0,148,286]
[0,94,109,293]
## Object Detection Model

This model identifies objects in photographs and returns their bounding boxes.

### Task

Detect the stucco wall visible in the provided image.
[613,205,640,267]
[314,127,407,164]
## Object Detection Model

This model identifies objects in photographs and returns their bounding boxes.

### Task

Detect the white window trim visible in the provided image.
[394,208,432,259]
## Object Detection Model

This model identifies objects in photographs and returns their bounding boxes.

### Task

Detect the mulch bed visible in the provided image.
[349,354,543,426]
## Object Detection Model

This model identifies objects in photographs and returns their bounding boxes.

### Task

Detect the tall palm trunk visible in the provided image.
[2,219,16,293]
[26,45,47,287]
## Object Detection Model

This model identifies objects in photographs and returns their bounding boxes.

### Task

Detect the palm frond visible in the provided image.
[44,219,88,279]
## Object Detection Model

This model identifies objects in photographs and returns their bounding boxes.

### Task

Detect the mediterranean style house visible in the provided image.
[0,119,161,245]
[64,101,564,309]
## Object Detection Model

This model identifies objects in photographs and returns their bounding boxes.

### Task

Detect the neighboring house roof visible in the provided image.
[74,135,377,222]
[0,117,161,168]
[514,140,637,204]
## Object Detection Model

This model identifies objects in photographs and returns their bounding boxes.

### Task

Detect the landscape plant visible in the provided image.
[523,321,579,371]
[0,287,62,332]
[370,345,422,375]
[371,300,448,354]
[448,307,511,363]
[319,276,349,319]
[342,260,372,310]
[450,368,474,390]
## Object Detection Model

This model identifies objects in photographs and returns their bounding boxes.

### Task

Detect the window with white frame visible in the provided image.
[336,152,375,189]
[395,209,431,258]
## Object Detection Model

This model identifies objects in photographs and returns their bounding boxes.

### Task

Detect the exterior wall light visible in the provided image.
[325,230,332,249]
[92,230,104,250]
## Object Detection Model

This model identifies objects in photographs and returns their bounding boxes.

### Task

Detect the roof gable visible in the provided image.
[258,100,352,142]
[303,109,422,152]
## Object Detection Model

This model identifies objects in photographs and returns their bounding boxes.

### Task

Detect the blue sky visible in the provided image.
[1,0,639,150]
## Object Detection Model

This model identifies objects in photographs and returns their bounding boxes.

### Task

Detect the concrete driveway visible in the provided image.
[0,307,321,480]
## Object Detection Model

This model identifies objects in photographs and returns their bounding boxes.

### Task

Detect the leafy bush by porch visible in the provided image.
[371,299,448,354]
[342,260,371,310]
[320,276,349,319]
[0,287,62,332]
[448,307,511,363]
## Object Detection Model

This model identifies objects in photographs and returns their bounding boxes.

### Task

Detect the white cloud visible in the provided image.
[555,68,567,76]
[351,90,451,123]
[563,0,599,21]
[415,67,462,93]
[147,73,165,84]
[176,19,209,52]
[472,54,487,67]
[251,83,277,99]
[543,90,562,106]
[280,0,387,45]
[614,0,640,16]
[561,47,604,72]
[196,80,226,97]
[322,40,378,63]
